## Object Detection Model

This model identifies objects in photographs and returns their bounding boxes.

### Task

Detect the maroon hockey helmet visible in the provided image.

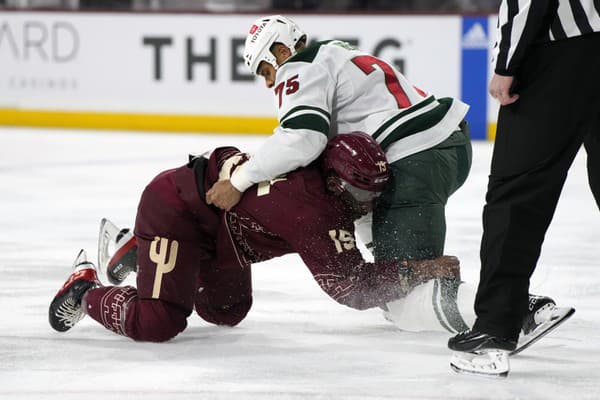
[322,132,390,201]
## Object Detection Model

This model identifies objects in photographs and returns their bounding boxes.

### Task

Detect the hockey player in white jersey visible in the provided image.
[207,14,470,290]
[207,15,471,268]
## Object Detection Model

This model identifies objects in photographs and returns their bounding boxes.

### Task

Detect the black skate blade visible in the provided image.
[511,306,575,356]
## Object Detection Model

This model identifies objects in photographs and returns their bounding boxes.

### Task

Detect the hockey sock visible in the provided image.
[83,286,189,342]
[83,286,138,337]
[384,279,476,333]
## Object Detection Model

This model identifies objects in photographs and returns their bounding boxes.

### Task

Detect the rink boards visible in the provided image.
[0,12,498,139]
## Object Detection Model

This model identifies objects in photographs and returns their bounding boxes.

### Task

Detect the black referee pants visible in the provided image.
[473,32,600,340]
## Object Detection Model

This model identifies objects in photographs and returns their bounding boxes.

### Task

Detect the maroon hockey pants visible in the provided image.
[84,166,251,342]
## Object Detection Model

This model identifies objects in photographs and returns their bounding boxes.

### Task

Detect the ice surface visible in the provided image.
[1,127,599,399]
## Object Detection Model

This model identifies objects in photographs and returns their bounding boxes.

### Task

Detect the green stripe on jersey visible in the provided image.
[280,105,331,124]
[281,113,330,136]
[372,96,437,140]
[378,98,453,150]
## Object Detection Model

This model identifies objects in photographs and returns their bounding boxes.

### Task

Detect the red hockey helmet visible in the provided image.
[322,132,390,201]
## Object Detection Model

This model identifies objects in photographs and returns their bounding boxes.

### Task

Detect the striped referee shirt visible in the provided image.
[494,0,600,75]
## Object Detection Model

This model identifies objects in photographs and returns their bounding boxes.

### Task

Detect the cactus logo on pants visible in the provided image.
[150,236,179,298]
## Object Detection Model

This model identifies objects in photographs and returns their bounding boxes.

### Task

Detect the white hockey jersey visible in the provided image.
[231,40,469,192]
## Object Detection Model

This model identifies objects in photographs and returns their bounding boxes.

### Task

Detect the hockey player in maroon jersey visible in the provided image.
[49,133,460,342]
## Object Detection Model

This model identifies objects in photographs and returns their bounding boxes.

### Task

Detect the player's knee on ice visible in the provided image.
[194,290,252,327]
[127,299,189,342]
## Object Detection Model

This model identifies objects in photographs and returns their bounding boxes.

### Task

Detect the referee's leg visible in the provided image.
[474,132,582,339]
[472,40,590,339]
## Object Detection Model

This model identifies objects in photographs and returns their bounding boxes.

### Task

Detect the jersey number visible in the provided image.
[329,229,356,253]
[274,74,300,108]
[351,55,411,108]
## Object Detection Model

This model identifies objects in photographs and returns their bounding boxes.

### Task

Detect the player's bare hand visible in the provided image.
[489,73,519,106]
[206,180,242,211]
[404,255,461,288]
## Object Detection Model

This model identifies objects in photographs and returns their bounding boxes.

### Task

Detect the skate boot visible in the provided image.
[448,329,517,353]
[106,228,137,285]
[511,294,575,355]
[448,330,516,378]
[49,250,98,332]
[98,218,138,285]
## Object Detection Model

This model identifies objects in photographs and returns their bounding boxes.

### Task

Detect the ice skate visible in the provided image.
[511,294,575,355]
[98,218,138,285]
[448,329,516,378]
[49,250,98,332]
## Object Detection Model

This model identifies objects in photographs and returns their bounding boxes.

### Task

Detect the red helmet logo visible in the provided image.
[249,24,259,34]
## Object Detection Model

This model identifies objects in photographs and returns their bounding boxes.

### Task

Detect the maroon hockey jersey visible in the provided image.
[200,147,403,310]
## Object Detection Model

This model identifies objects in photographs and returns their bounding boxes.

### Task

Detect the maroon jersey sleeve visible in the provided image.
[294,213,404,310]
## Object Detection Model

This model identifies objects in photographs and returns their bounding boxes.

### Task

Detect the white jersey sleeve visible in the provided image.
[230,126,327,191]
[230,55,334,192]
